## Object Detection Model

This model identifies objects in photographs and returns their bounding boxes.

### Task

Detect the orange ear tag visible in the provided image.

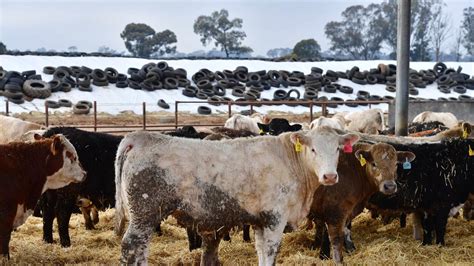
[295,138,302,152]
[359,154,367,166]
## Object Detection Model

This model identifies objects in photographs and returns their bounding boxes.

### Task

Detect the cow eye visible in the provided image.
[311,148,316,153]
[372,163,377,168]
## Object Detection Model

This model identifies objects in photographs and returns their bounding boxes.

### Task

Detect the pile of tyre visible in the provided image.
[0,67,51,104]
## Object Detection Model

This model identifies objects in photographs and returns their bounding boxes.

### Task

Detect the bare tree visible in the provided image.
[453,29,463,62]
[430,4,451,61]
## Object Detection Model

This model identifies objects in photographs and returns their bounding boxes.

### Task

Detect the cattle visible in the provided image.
[0,134,85,258]
[463,193,474,220]
[257,118,302,136]
[344,109,385,134]
[308,143,415,263]
[224,113,270,135]
[310,113,346,130]
[36,127,122,247]
[413,111,459,129]
[0,115,44,144]
[366,138,474,245]
[115,127,360,265]
[164,125,210,139]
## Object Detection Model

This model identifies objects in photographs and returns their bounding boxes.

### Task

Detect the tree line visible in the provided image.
[1,2,472,61]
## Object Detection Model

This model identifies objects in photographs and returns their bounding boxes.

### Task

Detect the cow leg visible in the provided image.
[343,221,356,253]
[311,219,325,250]
[155,223,163,236]
[326,222,345,263]
[412,212,423,241]
[41,193,56,244]
[421,213,435,245]
[319,224,331,260]
[200,233,222,266]
[120,220,154,265]
[0,229,12,259]
[243,224,251,242]
[223,232,231,242]
[399,213,407,228]
[91,206,99,225]
[254,227,265,265]
[57,206,73,247]
[80,206,94,230]
[186,227,202,251]
[434,209,449,245]
[260,222,286,266]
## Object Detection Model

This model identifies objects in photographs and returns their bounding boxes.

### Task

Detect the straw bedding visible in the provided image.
[4,208,473,265]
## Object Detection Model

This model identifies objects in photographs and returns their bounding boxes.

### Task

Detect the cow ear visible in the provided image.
[290,124,302,132]
[262,115,271,124]
[354,149,373,163]
[34,133,44,141]
[397,151,416,163]
[462,122,472,136]
[51,135,63,155]
[290,132,310,146]
[339,133,360,145]
[257,123,269,133]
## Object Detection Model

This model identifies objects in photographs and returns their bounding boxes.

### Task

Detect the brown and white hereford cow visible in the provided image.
[115,127,359,265]
[308,142,415,263]
[0,115,44,144]
[0,134,85,258]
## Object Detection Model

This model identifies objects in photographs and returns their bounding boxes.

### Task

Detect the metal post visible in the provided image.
[322,103,327,117]
[309,102,313,123]
[395,0,411,136]
[174,101,178,129]
[228,101,232,118]
[142,102,146,130]
[5,100,9,116]
[45,104,49,127]
[93,101,97,132]
[250,103,254,114]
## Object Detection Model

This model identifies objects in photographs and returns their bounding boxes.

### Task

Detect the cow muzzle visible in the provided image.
[381,181,397,194]
[321,173,338,186]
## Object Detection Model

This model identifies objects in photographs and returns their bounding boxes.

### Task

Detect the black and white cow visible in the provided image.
[257,118,302,136]
[367,138,474,245]
[114,127,359,265]
[37,127,122,247]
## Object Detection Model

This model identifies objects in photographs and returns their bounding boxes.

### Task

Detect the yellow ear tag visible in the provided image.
[359,154,367,166]
[295,138,302,152]
[259,128,264,135]
[469,145,474,156]
[462,128,468,139]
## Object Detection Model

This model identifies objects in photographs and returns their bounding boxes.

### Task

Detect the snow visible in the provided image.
[1,55,473,115]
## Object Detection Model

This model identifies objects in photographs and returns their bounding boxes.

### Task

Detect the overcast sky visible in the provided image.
[0,0,472,56]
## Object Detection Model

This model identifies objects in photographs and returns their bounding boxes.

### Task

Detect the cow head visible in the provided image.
[354,143,415,194]
[290,127,360,186]
[258,118,302,136]
[34,133,86,191]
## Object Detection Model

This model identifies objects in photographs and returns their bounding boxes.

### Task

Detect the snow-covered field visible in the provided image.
[1,55,473,115]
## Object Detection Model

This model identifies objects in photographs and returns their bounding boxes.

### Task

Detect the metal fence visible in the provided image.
[2,99,390,134]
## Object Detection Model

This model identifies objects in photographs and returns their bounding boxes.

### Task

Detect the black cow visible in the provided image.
[367,138,474,245]
[37,127,122,247]
[380,121,449,136]
[164,125,210,139]
[257,118,302,135]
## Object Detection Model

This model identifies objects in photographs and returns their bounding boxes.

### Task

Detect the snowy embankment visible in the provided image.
[0,55,473,115]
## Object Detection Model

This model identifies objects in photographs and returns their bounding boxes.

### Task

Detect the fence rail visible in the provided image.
[2,99,390,134]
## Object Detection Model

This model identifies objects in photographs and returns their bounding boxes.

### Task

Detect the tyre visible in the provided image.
[7,97,24,104]
[273,89,287,100]
[43,66,56,75]
[345,100,358,107]
[244,91,258,101]
[3,90,24,99]
[62,76,77,87]
[78,85,93,92]
[213,85,226,96]
[92,69,107,82]
[352,77,367,85]
[157,99,170,109]
[453,85,467,94]
[286,89,300,99]
[105,67,118,83]
[198,106,211,115]
[433,62,447,77]
[338,86,353,94]
[77,100,93,108]
[303,90,318,100]
[182,87,197,98]
[53,69,70,80]
[73,103,90,115]
[45,100,60,109]
[116,80,128,88]
[22,80,51,99]
[76,73,91,87]
[366,75,377,84]
[5,83,22,92]
[58,99,72,107]
[60,82,72,92]
[92,79,109,86]
[232,88,245,97]
[177,78,190,88]
[164,77,178,89]
[208,95,222,106]
[287,77,302,86]
[323,84,337,93]
[196,92,208,100]
[48,79,62,92]
[357,90,370,99]
[458,95,472,101]
[409,88,419,95]
[197,79,212,90]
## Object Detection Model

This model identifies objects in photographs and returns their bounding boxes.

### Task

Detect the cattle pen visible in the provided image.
[2,99,391,133]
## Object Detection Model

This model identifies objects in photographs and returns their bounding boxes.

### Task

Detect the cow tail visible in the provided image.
[114,141,130,237]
